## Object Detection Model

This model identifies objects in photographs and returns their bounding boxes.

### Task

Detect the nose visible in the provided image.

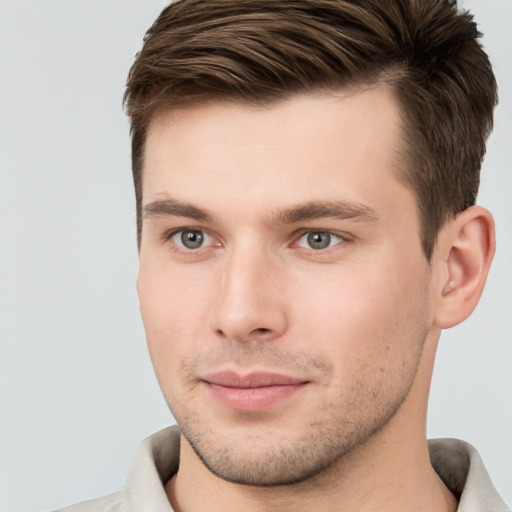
[208,246,288,343]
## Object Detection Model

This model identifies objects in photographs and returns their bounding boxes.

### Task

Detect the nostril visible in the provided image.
[251,328,271,335]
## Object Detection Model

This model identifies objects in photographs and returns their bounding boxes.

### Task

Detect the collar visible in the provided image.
[117,428,509,511]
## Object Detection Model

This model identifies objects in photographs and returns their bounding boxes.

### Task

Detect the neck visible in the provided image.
[166,334,457,512]
[167,424,457,512]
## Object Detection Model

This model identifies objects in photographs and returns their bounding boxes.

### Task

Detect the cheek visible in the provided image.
[291,259,429,379]
[137,264,211,378]
[139,251,212,324]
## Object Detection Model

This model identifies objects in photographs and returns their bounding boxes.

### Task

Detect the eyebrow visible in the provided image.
[268,200,378,225]
[143,198,211,222]
[142,197,378,225]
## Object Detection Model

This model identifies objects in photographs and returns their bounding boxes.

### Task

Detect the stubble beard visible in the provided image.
[164,332,428,488]
[180,404,402,487]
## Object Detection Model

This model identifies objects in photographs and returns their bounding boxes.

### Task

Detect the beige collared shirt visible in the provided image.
[55,426,510,511]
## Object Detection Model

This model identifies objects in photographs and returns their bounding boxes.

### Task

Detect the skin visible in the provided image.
[137,87,494,512]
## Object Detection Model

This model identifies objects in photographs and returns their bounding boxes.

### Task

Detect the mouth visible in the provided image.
[201,371,309,412]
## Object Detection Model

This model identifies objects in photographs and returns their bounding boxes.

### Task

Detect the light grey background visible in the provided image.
[0,1,510,511]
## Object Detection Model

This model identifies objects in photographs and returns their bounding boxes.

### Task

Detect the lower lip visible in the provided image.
[206,382,305,412]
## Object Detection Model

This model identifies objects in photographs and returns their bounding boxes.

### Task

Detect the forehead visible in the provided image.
[142,87,411,222]
[146,85,402,149]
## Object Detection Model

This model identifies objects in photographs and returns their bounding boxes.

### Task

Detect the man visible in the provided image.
[59,0,508,510]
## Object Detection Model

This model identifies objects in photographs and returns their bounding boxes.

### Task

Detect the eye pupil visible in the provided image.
[181,230,204,249]
[307,232,331,249]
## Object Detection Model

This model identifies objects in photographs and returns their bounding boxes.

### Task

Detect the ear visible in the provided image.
[433,206,495,329]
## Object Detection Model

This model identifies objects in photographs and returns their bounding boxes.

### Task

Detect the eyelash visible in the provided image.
[161,227,353,255]
[162,227,219,255]
[292,229,353,250]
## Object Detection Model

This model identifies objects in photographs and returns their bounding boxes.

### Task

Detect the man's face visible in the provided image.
[138,88,435,486]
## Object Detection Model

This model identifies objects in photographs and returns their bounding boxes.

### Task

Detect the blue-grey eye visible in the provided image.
[172,229,211,249]
[297,231,343,250]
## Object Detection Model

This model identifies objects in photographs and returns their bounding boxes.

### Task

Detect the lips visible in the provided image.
[202,371,308,412]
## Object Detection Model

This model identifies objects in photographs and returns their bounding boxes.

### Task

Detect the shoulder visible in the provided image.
[53,490,123,512]
[53,426,180,512]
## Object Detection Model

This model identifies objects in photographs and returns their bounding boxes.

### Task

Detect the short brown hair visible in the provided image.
[124,0,497,258]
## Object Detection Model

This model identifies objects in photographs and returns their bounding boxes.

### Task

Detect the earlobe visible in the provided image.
[433,206,495,329]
